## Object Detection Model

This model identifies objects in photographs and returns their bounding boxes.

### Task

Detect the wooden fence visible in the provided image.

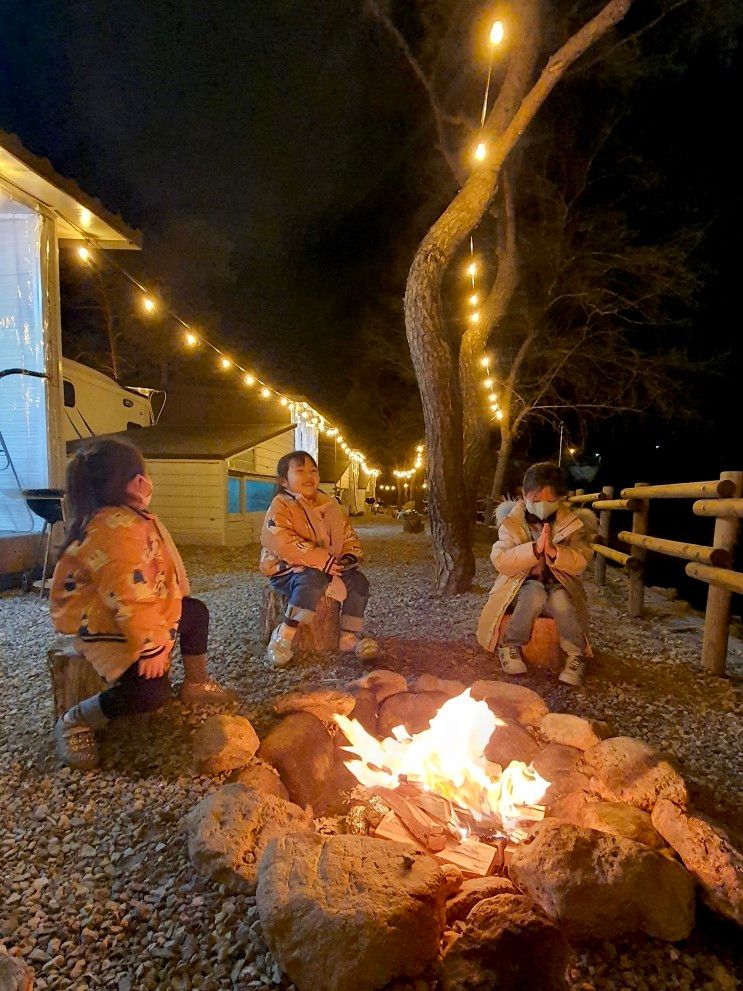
[568,472,743,676]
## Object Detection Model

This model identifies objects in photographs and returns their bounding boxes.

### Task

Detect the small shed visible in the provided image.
[71,419,295,545]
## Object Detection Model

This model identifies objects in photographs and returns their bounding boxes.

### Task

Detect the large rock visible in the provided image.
[548,789,599,826]
[228,761,290,801]
[445,875,519,924]
[350,669,408,703]
[377,691,448,738]
[652,799,743,926]
[257,712,356,814]
[439,895,569,991]
[257,832,448,991]
[540,713,613,751]
[192,714,260,775]
[580,801,665,849]
[532,743,591,812]
[583,737,688,812]
[484,720,539,768]
[0,956,34,991]
[274,688,355,723]
[349,688,378,737]
[184,784,310,892]
[413,674,467,698]
[509,819,695,941]
[470,681,549,728]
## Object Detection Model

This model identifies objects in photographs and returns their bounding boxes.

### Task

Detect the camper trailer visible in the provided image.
[61,358,159,442]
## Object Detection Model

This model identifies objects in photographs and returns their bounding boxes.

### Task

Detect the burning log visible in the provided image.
[374,810,504,876]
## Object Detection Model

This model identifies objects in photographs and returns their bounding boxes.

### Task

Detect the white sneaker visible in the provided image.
[267,627,294,668]
[559,655,585,687]
[498,644,527,675]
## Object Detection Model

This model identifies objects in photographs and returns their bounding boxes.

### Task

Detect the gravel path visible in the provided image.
[1,520,741,990]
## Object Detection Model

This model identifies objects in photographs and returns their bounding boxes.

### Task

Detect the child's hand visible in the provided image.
[328,558,344,577]
[535,524,548,555]
[138,653,169,679]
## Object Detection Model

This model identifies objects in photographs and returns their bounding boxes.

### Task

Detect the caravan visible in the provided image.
[61,358,162,442]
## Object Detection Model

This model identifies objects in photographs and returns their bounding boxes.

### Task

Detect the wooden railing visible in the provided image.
[568,472,743,676]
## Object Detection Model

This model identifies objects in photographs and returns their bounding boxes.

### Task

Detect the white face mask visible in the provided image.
[525,499,559,520]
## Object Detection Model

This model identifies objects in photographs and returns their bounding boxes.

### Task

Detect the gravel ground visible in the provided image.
[1,519,741,990]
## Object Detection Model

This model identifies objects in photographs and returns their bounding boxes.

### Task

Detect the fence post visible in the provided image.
[701,470,743,676]
[594,485,614,586]
[628,482,649,618]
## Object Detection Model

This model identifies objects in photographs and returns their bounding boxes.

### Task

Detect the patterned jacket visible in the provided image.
[50,505,189,682]
[259,491,364,578]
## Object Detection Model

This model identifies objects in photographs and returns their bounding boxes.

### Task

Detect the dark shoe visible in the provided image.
[54,717,100,771]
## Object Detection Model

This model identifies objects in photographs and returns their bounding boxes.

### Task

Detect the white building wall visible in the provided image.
[147,459,224,545]
[224,430,294,546]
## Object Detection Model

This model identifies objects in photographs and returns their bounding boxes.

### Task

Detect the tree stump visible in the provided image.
[402,512,424,534]
[47,639,107,722]
[498,616,562,673]
[259,586,341,650]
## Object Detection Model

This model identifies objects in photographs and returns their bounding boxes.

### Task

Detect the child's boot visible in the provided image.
[559,654,585,687]
[498,644,527,675]
[267,625,295,667]
[178,653,237,706]
[339,631,379,660]
[54,694,109,770]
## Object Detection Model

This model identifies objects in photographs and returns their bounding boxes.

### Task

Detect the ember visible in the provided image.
[335,690,549,852]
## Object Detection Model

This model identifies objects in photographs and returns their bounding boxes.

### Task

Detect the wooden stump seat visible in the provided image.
[497,615,562,673]
[47,639,107,722]
[259,586,341,650]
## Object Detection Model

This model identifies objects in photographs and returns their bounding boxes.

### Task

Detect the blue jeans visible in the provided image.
[270,567,370,633]
[503,580,584,655]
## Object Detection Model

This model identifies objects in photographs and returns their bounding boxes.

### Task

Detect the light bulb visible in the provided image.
[279,396,289,406]
[474,141,487,162]
[142,296,156,314]
[184,331,198,347]
[79,208,93,229]
[219,356,232,370]
[260,387,271,399]
[483,378,493,388]
[416,445,424,453]
[495,410,504,421]
[480,355,490,367]
[490,20,504,45]
[243,373,256,386]
[77,246,91,262]
[469,311,481,324]
[469,294,479,306]
[466,261,477,278]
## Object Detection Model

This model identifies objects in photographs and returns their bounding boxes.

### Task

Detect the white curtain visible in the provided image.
[0,191,47,532]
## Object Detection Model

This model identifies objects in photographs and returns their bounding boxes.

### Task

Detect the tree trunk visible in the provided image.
[490,429,514,507]
[259,587,340,650]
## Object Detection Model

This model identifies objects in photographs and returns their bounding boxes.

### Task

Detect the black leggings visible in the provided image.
[98,596,209,719]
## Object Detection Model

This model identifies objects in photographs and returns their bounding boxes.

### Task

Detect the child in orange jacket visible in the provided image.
[50,439,232,770]
[260,450,377,666]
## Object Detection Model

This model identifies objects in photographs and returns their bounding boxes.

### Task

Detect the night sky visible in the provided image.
[1,0,740,492]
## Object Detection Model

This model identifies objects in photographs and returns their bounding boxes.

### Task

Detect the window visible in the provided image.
[63,380,75,408]
[227,475,242,515]
[246,480,275,512]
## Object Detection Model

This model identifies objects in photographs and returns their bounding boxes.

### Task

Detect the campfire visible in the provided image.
[335,690,549,875]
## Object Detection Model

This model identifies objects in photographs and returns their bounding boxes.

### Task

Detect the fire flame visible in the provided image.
[335,690,548,835]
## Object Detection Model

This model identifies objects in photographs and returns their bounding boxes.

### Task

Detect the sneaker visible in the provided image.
[498,644,527,675]
[559,655,586,687]
[339,632,379,660]
[54,716,100,771]
[267,627,294,668]
[178,679,238,706]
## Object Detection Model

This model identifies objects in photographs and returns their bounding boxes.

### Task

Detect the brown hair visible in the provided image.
[522,461,567,497]
[62,439,146,549]
[275,450,319,495]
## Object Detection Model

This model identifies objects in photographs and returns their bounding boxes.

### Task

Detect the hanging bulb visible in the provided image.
[260,387,271,399]
[243,373,256,386]
[474,141,487,162]
[466,261,477,278]
[495,410,504,420]
[77,246,91,262]
[142,295,156,314]
[79,208,93,229]
[184,331,199,347]
[469,311,481,324]
[279,396,289,406]
[489,20,505,45]
[469,294,479,307]
[483,378,493,388]
[220,356,232,370]
[480,355,490,367]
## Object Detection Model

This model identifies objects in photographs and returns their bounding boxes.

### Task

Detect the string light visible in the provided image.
[141,295,156,314]
[220,356,232,370]
[474,141,487,162]
[470,294,479,307]
[489,20,505,45]
[466,261,477,278]
[483,378,493,389]
[184,331,199,347]
[279,396,289,406]
[260,387,271,399]
[495,410,504,421]
[480,355,490,367]
[243,373,256,386]
[469,311,480,324]
[77,246,91,262]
